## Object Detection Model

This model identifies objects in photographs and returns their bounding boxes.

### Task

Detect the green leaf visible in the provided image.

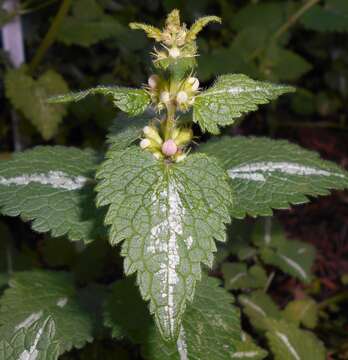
[0,146,105,243]
[103,278,154,343]
[186,15,221,42]
[57,0,125,46]
[263,47,312,81]
[129,23,162,41]
[0,271,93,357]
[193,74,294,134]
[141,276,241,360]
[260,239,316,284]
[107,112,153,152]
[283,298,318,329]
[232,335,268,359]
[239,290,282,331]
[222,263,267,290]
[5,68,69,140]
[48,86,151,116]
[266,320,326,360]
[301,0,348,33]
[200,137,348,218]
[0,317,60,360]
[96,148,232,340]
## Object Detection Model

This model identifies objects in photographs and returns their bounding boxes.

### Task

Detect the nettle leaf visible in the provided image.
[193,74,294,134]
[239,290,282,331]
[264,47,312,82]
[0,271,93,357]
[5,68,69,140]
[0,146,105,243]
[48,86,151,116]
[260,239,316,284]
[266,320,326,360]
[142,276,241,360]
[57,0,125,46]
[186,15,221,42]
[200,137,348,218]
[232,335,268,360]
[222,262,267,290]
[96,147,232,340]
[283,298,318,329]
[0,317,60,360]
[301,0,348,33]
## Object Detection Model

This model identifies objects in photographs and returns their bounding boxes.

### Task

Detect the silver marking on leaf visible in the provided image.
[15,311,43,331]
[0,171,89,190]
[232,351,261,358]
[275,331,300,360]
[278,254,307,281]
[177,326,188,360]
[18,317,49,360]
[239,298,266,317]
[200,85,269,97]
[56,297,68,308]
[228,161,345,182]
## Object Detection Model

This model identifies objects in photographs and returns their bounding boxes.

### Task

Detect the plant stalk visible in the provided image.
[272,0,320,42]
[28,0,72,73]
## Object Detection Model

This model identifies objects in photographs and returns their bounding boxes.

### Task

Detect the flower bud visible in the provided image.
[160,91,171,104]
[176,91,188,104]
[169,47,181,58]
[162,139,178,156]
[140,138,151,149]
[176,30,187,47]
[143,126,163,145]
[174,128,193,146]
[153,151,164,160]
[187,77,199,91]
[148,74,160,89]
[175,153,187,162]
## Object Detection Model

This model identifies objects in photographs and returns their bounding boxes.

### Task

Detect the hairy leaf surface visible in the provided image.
[200,137,348,218]
[193,74,294,134]
[96,148,232,340]
[0,146,105,243]
[0,271,93,357]
[48,86,151,116]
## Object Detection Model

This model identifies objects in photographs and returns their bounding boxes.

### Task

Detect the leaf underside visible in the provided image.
[193,74,295,134]
[0,271,93,358]
[48,86,151,116]
[200,136,348,218]
[96,147,231,340]
[0,146,105,243]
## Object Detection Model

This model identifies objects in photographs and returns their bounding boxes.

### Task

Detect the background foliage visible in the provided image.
[1,0,348,359]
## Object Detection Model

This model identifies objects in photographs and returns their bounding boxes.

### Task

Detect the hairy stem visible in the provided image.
[272,0,320,42]
[164,102,177,140]
[28,0,72,73]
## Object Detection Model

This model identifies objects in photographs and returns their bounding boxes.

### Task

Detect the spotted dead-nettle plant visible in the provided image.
[1,9,348,360]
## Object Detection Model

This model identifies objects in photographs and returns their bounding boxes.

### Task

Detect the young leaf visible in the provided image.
[301,0,348,33]
[129,23,162,41]
[283,298,318,329]
[193,74,295,134]
[0,146,105,243]
[0,271,93,357]
[96,147,232,340]
[239,290,282,331]
[232,336,268,360]
[222,263,267,290]
[5,68,69,140]
[200,137,348,218]
[260,240,316,284]
[48,86,151,116]
[141,276,241,360]
[186,15,221,42]
[266,320,326,360]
